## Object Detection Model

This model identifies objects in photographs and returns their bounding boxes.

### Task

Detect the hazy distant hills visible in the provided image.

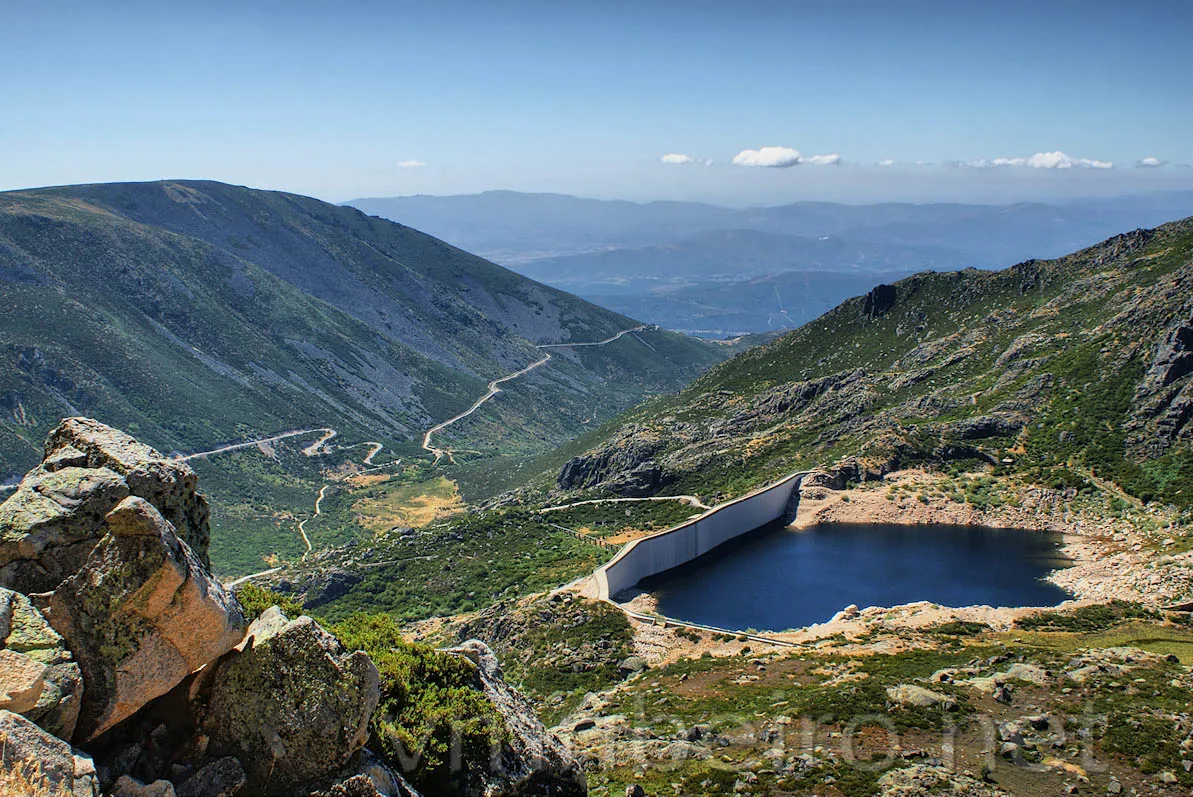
[350,190,1193,335]
[349,190,1193,266]
[514,228,962,285]
[0,181,721,480]
[556,217,1193,511]
[582,268,915,338]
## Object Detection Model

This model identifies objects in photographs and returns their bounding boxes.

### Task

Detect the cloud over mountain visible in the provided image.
[962,151,1114,169]
[732,146,839,168]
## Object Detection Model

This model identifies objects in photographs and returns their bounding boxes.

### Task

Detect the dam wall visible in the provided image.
[594,471,808,600]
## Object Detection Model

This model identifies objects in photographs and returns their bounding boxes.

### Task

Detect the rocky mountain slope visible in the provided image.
[0,180,721,483]
[554,218,1193,512]
[0,418,583,797]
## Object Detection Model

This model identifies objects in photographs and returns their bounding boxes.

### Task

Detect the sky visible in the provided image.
[3,0,1193,206]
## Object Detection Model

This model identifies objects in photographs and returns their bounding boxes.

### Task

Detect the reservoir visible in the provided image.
[639,521,1073,632]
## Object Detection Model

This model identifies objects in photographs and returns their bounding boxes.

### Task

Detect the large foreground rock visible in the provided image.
[0,586,83,738]
[203,607,381,795]
[0,417,211,593]
[43,496,245,742]
[0,709,100,796]
[447,640,587,796]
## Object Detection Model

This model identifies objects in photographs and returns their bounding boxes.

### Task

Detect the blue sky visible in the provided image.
[3,0,1192,205]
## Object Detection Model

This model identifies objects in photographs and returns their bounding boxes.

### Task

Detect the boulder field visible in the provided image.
[0,418,585,797]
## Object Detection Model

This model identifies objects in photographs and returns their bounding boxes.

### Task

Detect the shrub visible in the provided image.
[234,583,304,621]
[331,612,506,794]
[1015,601,1155,632]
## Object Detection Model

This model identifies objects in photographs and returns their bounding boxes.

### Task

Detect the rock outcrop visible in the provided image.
[863,283,898,319]
[0,418,582,797]
[446,640,586,797]
[43,496,245,742]
[0,586,83,739]
[557,426,668,495]
[203,607,380,795]
[1128,311,1193,455]
[0,418,211,593]
[0,709,100,797]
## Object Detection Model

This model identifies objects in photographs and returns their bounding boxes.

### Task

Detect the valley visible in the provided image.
[249,216,1193,794]
[7,5,1193,796]
[4,182,1193,797]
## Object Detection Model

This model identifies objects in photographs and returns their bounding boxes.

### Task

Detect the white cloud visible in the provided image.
[1136,156,1166,168]
[733,146,803,168]
[876,159,896,167]
[397,159,425,168]
[962,151,1114,169]
[661,153,695,165]
[731,146,841,168]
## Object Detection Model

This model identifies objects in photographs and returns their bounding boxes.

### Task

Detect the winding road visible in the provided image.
[422,354,552,463]
[183,323,649,586]
[296,484,328,555]
[540,495,712,513]
[174,428,331,463]
[422,324,647,463]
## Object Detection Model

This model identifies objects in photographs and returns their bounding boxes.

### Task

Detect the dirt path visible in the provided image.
[173,428,331,463]
[224,566,283,589]
[301,428,338,456]
[295,484,327,556]
[361,442,383,465]
[422,354,552,463]
[540,495,712,513]
[422,325,648,463]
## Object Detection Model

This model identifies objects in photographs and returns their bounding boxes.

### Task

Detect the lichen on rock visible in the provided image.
[43,496,246,742]
[0,417,212,594]
[203,607,381,795]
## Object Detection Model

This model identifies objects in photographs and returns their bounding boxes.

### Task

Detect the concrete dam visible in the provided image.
[593,471,809,600]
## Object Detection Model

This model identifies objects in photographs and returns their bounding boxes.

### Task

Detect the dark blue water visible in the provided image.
[642,522,1073,632]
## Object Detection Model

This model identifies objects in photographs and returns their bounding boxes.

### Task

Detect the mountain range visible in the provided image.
[351,190,1193,335]
[0,180,721,483]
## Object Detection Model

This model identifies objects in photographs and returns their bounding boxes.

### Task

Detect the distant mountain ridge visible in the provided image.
[348,189,1193,267]
[0,180,721,480]
[514,228,963,286]
[351,190,1193,336]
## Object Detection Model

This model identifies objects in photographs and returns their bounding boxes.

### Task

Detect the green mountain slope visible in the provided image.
[0,181,722,484]
[555,218,1193,510]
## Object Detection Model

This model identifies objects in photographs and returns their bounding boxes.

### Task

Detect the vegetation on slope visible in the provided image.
[332,612,507,795]
[554,220,1193,513]
[0,180,724,573]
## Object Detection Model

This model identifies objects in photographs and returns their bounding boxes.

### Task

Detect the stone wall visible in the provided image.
[594,472,807,600]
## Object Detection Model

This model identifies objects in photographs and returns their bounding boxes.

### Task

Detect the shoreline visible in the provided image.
[583,467,1193,658]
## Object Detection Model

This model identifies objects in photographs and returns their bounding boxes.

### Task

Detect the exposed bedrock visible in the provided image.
[0,417,211,594]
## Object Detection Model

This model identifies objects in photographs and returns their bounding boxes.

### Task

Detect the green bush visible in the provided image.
[233,583,304,621]
[331,612,506,794]
[1015,601,1156,632]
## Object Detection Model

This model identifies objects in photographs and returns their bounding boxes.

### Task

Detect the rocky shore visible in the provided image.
[794,468,1193,609]
[593,465,1193,660]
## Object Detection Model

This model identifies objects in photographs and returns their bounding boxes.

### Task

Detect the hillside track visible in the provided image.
[422,324,648,462]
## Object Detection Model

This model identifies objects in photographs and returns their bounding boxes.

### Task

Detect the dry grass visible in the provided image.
[352,476,464,532]
[0,756,61,797]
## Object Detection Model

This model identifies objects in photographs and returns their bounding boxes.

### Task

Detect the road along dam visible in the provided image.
[593,470,810,600]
